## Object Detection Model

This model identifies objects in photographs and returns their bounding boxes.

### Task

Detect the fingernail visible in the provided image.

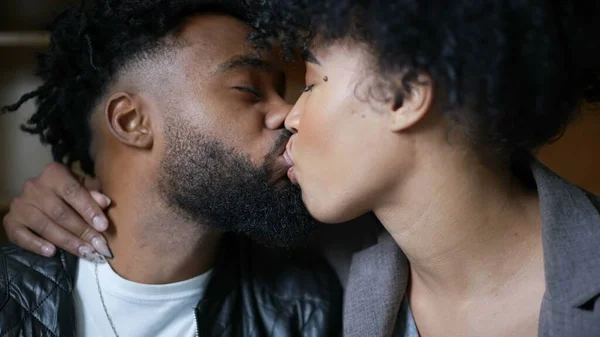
[41,245,55,257]
[92,216,109,231]
[90,191,111,208]
[91,237,113,259]
[78,245,95,260]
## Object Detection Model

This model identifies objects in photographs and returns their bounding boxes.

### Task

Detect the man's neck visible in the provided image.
[375,147,544,300]
[101,193,221,285]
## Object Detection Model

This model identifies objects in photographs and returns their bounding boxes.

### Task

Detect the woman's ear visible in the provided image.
[387,74,434,132]
[105,93,153,149]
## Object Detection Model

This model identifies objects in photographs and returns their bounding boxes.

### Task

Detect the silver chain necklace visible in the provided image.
[90,254,121,337]
[89,253,198,337]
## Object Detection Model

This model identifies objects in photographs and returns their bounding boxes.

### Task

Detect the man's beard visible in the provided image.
[157,120,317,247]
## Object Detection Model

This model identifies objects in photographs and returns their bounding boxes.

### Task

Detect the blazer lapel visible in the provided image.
[533,161,600,336]
[343,231,409,337]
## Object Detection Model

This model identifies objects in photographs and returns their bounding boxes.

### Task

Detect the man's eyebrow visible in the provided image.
[215,55,273,74]
[301,49,321,65]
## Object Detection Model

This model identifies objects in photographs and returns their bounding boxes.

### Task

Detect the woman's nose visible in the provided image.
[284,100,303,134]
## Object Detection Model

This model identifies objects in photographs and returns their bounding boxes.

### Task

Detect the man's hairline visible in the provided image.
[90,11,256,136]
[112,10,257,91]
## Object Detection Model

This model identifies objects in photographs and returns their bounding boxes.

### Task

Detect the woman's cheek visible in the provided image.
[298,98,338,162]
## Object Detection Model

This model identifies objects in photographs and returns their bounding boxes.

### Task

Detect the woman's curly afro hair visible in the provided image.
[252,0,600,162]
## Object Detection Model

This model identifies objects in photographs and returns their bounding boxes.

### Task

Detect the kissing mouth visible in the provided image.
[284,137,295,166]
[266,133,295,184]
[283,148,294,167]
[284,137,298,185]
[267,136,298,185]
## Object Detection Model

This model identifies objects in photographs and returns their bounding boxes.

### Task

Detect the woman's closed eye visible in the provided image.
[302,85,315,93]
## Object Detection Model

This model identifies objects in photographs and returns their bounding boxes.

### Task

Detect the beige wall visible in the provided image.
[0,0,71,210]
[0,47,53,208]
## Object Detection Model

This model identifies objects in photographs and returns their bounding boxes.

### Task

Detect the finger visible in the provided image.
[83,176,102,192]
[34,192,111,258]
[90,191,111,209]
[18,206,96,258]
[40,163,109,231]
[3,215,56,257]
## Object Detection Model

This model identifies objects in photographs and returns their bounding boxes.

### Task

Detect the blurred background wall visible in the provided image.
[0,1,70,214]
[1,1,599,224]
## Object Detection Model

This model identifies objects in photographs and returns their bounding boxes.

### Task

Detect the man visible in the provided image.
[0,1,342,336]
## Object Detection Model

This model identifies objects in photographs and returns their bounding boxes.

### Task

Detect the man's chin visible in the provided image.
[246,227,317,248]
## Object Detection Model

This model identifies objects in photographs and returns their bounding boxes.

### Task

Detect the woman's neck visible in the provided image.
[374,148,543,300]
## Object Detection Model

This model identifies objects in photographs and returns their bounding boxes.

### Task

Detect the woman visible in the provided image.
[4,0,600,336]
[259,1,600,336]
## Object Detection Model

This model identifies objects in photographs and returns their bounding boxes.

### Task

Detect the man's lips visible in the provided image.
[267,134,298,185]
[269,157,293,184]
[267,136,293,184]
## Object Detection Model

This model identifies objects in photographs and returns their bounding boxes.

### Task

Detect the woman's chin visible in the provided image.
[303,195,362,224]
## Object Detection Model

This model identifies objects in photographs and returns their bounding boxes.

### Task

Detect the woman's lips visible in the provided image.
[287,166,297,185]
[283,150,298,184]
[283,149,294,166]
[284,142,298,184]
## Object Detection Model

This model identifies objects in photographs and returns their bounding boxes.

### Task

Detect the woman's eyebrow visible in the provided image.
[301,49,321,65]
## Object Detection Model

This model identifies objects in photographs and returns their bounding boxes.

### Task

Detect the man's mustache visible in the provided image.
[269,130,293,157]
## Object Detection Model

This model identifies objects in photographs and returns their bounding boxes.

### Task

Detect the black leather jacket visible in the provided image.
[0,236,342,336]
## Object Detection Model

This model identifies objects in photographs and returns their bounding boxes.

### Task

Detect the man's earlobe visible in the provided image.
[105,93,153,149]
[388,74,434,132]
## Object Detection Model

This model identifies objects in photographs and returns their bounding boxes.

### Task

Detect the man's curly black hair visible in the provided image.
[1,0,251,175]
[253,0,600,162]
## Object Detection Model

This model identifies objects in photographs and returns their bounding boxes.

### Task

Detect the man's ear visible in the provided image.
[105,93,153,149]
[387,74,434,132]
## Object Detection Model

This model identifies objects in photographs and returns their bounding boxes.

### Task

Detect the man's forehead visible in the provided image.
[179,14,260,63]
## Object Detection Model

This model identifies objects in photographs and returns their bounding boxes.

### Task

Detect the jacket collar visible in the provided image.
[194,234,243,336]
[532,160,600,308]
[343,230,408,337]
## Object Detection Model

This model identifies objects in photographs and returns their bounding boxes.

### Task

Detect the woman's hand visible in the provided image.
[2,162,113,258]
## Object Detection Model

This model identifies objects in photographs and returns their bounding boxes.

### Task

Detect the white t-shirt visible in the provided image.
[74,257,213,337]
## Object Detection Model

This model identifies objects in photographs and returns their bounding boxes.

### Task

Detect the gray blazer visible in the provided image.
[319,160,600,337]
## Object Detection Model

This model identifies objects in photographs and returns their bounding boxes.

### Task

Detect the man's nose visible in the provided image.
[265,102,293,130]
